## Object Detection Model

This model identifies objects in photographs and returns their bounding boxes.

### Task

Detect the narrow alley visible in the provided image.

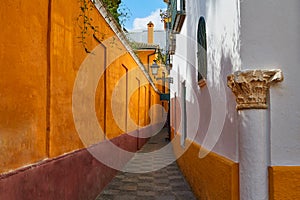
[96,128,196,200]
[1,0,300,199]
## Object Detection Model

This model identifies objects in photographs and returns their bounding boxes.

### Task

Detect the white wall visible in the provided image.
[240,0,300,166]
[170,14,188,139]
[171,0,241,162]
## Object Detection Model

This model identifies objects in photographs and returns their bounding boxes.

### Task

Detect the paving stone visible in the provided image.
[173,190,196,197]
[154,179,170,184]
[169,175,183,180]
[109,181,123,187]
[172,185,190,191]
[138,175,154,180]
[96,194,114,200]
[101,189,120,195]
[137,182,153,187]
[155,195,176,200]
[176,194,197,200]
[113,195,136,200]
[169,181,186,187]
[135,196,154,200]
[96,128,196,200]
[123,178,138,183]
[154,185,172,190]
[137,190,155,196]
[120,184,138,191]
[118,191,137,196]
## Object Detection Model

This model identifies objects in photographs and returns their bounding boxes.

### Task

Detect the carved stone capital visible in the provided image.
[227,69,283,110]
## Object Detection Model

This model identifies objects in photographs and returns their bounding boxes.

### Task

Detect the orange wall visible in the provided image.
[135,50,155,72]
[173,136,239,200]
[104,53,151,139]
[0,0,49,173]
[0,0,161,173]
[49,0,161,155]
[48,0,117,157]
[269,166,300,200]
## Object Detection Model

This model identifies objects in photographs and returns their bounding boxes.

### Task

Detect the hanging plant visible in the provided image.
[77,0,100,53]
[77,0,131,53]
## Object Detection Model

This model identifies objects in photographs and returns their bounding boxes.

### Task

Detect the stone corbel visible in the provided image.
[227,69,284,110]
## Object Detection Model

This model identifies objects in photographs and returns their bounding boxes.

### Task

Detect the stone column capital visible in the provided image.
[227,69,283,110]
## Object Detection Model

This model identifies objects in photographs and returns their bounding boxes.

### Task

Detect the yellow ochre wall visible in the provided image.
[49,0,161,156]
[133,49,159,126]
[135,50,169,114]
[172,135,239,200]
[269,166,300,200]
[172,129,300,199]
[50,0,85,157]
[0,0,160,173]
[0,0,49,173]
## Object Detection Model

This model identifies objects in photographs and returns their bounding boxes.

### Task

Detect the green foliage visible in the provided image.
[156,49,166,64]
[77,0,130,53]
[77,0,99,53]
[102,0,121,23]
[117,2,131,26]
[102,0,131,26]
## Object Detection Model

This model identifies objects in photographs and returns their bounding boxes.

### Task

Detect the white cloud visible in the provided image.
[132,9,164,30]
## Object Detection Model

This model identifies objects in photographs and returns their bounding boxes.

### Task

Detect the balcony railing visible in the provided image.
[170,0,186,34]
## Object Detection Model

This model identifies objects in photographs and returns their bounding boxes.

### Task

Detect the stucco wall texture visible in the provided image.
[269,166,300,200]
[0,0,49,173]
[172,136,239,200]
[0,0,161,176]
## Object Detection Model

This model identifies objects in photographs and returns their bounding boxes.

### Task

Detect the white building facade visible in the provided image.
[168,0,300,199]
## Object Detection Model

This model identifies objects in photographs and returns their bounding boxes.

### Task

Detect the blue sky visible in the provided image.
[120,0,167,30]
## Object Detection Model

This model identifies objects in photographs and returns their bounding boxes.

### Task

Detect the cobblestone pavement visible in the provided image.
[96,128,196,200]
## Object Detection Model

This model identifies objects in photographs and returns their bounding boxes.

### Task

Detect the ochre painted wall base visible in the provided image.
[172,136,239,200]
[269,166,300,200]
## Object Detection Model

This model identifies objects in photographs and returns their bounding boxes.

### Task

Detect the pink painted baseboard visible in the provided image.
[0,126,155,200]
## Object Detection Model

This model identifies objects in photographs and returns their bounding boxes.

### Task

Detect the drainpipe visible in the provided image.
[227,69,283,200]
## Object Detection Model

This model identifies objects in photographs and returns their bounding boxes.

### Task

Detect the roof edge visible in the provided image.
[94,0,160,94]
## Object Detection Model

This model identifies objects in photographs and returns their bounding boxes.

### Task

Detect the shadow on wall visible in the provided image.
[171,52,238,156]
